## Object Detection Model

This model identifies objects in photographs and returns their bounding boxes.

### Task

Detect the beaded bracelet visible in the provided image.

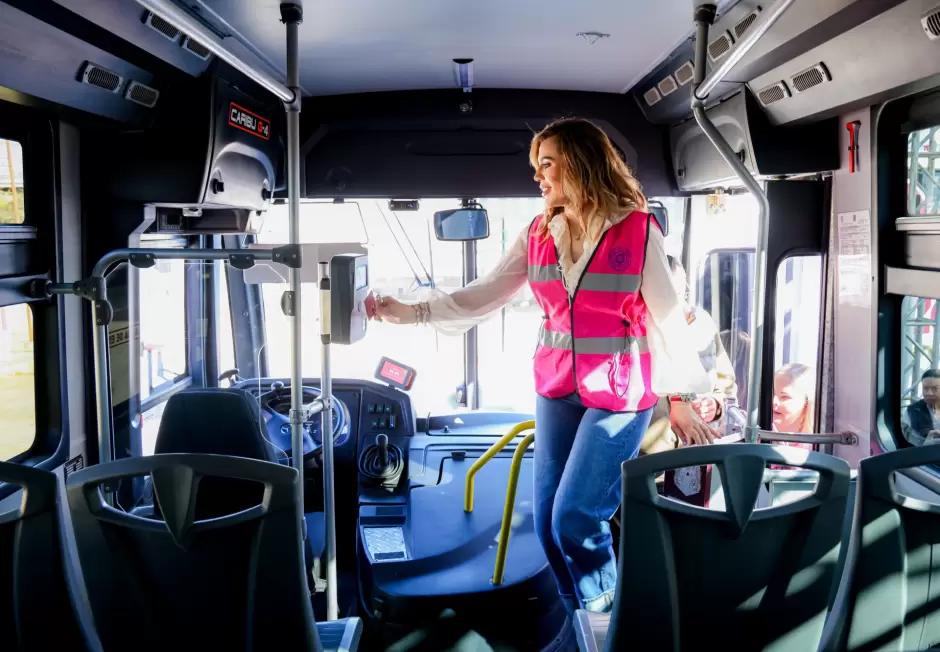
[412,302,430,325]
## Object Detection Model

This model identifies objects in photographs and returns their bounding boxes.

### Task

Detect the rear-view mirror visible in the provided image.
[433,207,489,241]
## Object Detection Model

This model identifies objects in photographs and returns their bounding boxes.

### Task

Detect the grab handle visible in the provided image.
[493,432,536,586]
[464,420,535,512]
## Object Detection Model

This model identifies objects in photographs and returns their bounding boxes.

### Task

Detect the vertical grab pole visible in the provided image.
[689,0,794,440]
[281,2,330,615]
[319,261,339,621]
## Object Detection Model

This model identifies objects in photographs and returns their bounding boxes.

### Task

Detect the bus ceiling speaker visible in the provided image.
[757,80,791,106]
[658,74,679,97]
[674,61,695,86]
[142,10,181,43]
[124,81,160,108]
[790,62,831,93]
[643,87,662,107]
[734,6,763,40]
[79,62,123,94]
[708,30,735,62]
[181,36,212,60]
[923,5,940,40]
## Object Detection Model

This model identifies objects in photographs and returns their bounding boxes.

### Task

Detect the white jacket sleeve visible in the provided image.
[642,229,714,395]
[421,225,530,335]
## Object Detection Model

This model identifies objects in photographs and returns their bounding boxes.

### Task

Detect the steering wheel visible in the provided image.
[257,381,349,462]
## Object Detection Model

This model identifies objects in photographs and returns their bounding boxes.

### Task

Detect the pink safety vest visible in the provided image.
[528,210,659,412]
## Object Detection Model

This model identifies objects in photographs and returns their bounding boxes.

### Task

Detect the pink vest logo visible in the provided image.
[608,246,632,272]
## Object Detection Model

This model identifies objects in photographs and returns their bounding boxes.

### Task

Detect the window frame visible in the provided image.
[874,91,940,456]
[770,252,827,435]
[0,105,68,488]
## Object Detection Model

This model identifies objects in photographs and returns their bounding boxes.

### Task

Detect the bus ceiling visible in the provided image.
[0,0,939,204]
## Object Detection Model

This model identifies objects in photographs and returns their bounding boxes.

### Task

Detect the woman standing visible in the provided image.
[370,118,717,614]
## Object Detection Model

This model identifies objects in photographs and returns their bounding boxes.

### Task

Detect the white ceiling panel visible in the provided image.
[188,0,696,96]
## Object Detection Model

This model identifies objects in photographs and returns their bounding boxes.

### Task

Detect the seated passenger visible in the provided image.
[772,363,816,452]
[904,369,940,446]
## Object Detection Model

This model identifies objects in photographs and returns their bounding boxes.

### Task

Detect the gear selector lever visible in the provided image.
[376,434,389,467]
[359,433,403,489]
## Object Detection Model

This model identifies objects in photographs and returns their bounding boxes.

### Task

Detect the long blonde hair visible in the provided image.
[529,118,647,240]
[775,363,816,433]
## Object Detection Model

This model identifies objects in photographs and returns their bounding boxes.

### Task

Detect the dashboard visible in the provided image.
[233,377,416,462]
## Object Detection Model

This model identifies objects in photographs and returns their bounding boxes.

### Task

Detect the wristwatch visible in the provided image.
[668,393,696,404]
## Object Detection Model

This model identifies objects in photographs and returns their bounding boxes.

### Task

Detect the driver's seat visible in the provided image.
[154,389,326,587]
[155,389,283,518]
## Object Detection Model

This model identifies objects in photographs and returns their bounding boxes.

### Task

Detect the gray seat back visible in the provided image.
[821,446,940,652]
[608,444,850,652]
[65,453,319,652]
[0,462,100,652]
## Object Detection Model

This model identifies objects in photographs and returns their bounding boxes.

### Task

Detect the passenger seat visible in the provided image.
[0,462,101,652]
[820,445,940,651]
[575,444,850,651]
[64,453,361,652]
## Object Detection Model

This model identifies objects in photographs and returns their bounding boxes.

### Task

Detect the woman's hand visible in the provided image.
[367,293,415,325]
[670,401,718,446]
[691,396,719,423]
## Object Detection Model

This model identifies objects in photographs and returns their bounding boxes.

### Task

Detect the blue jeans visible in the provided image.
[534,393,653,614]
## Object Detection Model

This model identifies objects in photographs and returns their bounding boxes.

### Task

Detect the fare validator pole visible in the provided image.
[318,261,338,621]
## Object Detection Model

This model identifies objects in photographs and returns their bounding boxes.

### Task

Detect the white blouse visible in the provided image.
[419,213,713,395]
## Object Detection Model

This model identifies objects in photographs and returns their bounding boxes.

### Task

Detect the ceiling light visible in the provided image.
[577,32,610,45]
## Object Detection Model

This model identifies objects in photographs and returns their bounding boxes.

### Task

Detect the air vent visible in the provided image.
[708,31,735,62]
[80,63,123,94]
[922,6,940,40]
[757,81,791,106]
[124,81,160,108]
[734,7,762,39]
[181,36,212,60]
[674,61,695,86]
[143,11,181,43]
[643,87,662,107]
[790,62,831,93]
[657,75,678,97]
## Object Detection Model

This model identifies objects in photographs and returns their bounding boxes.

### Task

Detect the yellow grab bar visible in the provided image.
[492,432,536,586]
[464,420,535,513]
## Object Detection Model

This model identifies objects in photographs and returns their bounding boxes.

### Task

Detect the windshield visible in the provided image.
[257,196,686,416]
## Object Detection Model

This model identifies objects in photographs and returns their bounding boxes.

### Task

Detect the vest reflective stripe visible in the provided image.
[579,273,641,293]
[528,264,563,283]
[528,210,660,412]
[538,329,649,355]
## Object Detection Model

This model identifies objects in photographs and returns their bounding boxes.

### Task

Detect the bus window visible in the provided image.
[698,249,755,416]
[139,259,188,400]
[476,198,544,413]
[899,295,940,447]
[0,303,35,460]
[138,256,189,456]
[772,255,823,435]
[907,127,940,217]
[0,139,25,224]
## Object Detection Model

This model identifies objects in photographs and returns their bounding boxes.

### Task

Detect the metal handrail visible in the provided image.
[493,432,536,586]
[690,0,796,442]
[758,430,859,446]
[464,420,535,512]
[132,0,294,103]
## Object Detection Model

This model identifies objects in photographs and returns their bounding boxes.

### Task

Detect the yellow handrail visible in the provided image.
[492,432,535,586]
[463,420,535,513]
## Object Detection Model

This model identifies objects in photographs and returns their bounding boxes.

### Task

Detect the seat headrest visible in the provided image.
[155,389,278,464]
[649,202,669,236]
